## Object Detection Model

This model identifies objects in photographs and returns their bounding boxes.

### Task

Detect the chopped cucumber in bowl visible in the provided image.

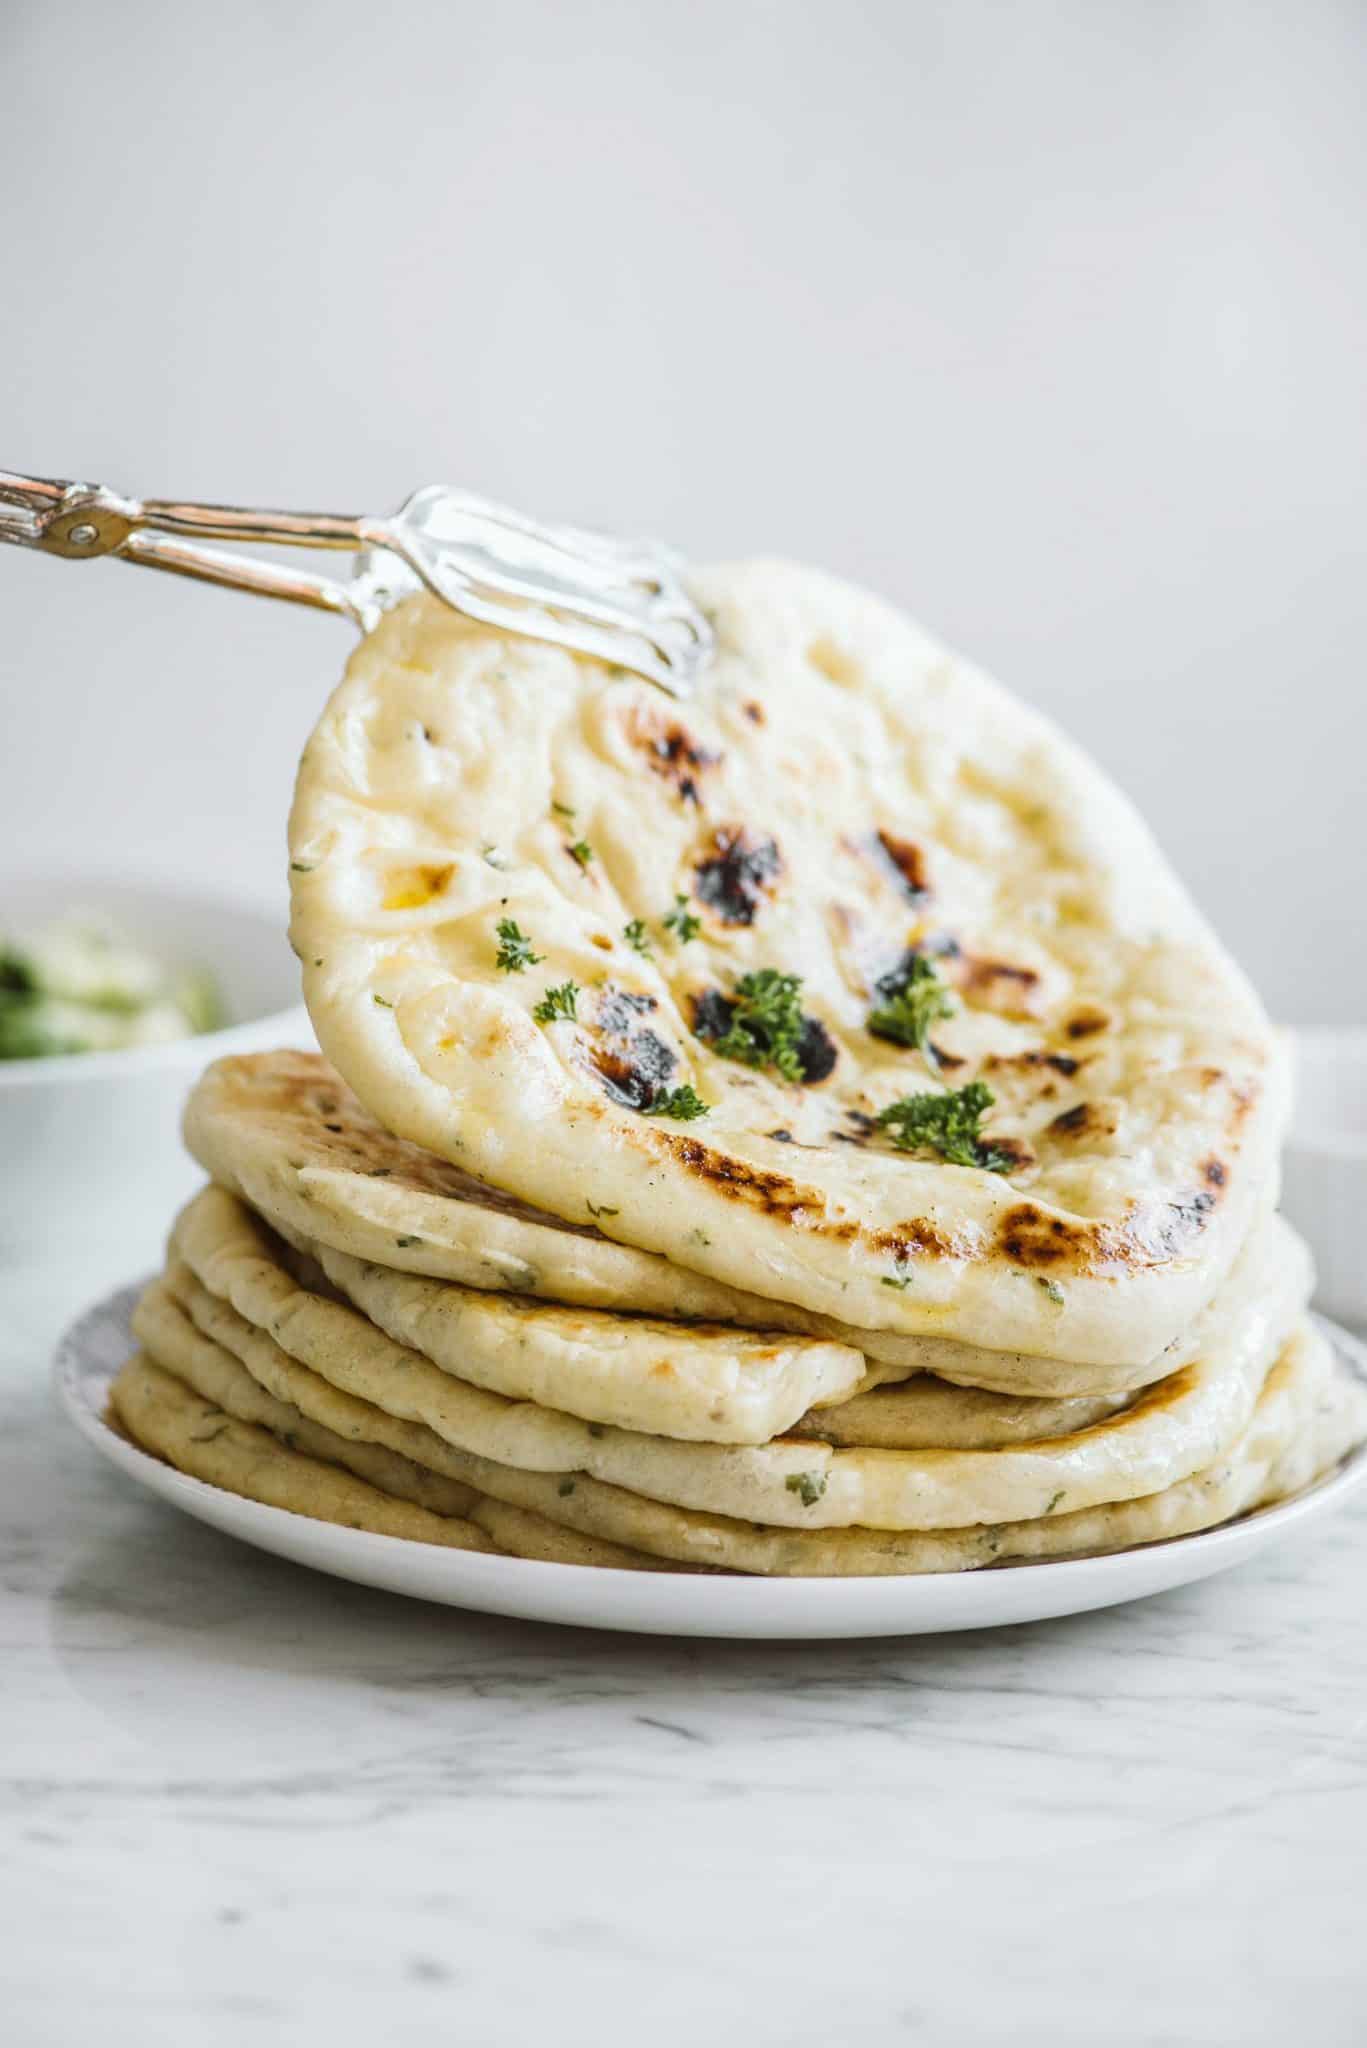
[0,915,225,1061]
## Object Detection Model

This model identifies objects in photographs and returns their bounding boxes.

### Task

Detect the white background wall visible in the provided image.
[3,1,1363,1021]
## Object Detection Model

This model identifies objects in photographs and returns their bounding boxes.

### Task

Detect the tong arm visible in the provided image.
[0,471,372,621]
[0,470,712,696]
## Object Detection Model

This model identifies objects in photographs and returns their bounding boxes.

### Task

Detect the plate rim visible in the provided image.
[52,1277,1367,1637]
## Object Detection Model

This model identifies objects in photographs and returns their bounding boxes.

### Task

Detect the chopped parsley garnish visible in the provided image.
[568,839,594,869]
[289,860,315,873]
[1038,1278,1066,1306]
[881,1266,914,1291]
[785,1471,827,1507]
[874,1080,1014,1172]
[623,918,652,956]
[1044,1489,1066,1514]
[641,1082,710,1121]
[867,954,955,1065]
[662,894,702,944]
[494,918,544,974]
[703,968,806,1082]
[533,981,580,1024]
[552,800,576,820]
[395,1235,421,1248]
[373,994,393,1008]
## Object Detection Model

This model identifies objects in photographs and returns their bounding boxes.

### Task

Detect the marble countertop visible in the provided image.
[4,1232,1366,2048]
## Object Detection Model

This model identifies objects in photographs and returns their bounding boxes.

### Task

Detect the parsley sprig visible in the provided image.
[623,918,652,956]
[703,968,806,1083]
[867,954,955,1065]
[641,1082,710,1121]
[494,918,544,975]
[533,981,580,1024]
[662,895,702,944]
[875,1080,1014,1172]
[568,839,594,870]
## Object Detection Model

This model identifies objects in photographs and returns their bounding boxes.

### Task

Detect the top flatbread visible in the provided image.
[289,562,1286,1367]
[176,1052,1177,1394]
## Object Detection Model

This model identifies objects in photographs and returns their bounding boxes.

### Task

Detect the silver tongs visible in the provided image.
[0,470,713,699]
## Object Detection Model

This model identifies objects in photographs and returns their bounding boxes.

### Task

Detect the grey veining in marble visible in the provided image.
[3,1236,1366,2048]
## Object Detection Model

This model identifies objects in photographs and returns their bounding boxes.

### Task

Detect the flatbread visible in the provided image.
[846,1205,1293,1397]
[172,1185,864,1445]
[792,1380,1135,1452]
[289,566,1286,1366]
[126,1300,1364,1576]
[422,1324,1360,1575]
[109,1351,501,1553]
[297,1203,1308,1481]
[116,1324,670,1572]
[163,1194,1309,1532]
[122,1293,482,1520]
[462,1497,679,1571]
[182,1049,1276,1399]
[807,1215,1308,1445]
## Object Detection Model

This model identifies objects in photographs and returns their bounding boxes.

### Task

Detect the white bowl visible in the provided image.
[1282,1028,1367,1333]
[0,875,312,1263]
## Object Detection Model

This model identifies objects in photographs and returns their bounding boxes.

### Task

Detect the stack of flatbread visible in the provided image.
[112,562,1366,1574]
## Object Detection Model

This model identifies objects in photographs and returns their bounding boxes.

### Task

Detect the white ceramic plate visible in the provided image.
[56,1282,1367,1640]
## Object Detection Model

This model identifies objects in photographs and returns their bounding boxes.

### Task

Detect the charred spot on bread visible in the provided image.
[597,988,658,1036]
[591,1029,679,1112]
[655,1137,819,1216]
[866,1220,963,1262]
[981,1133,1035,1172]
[631,709,721,805]
[1048,1099,1120,1141]
[1064,1005,1111,1040]
[874,830,932,903]
[831,1105,876,1145]
[1158,1189,1218,1247]
[794,1015,839,1084]
[982,1049,1081,1079]
[997,1204,1092,1267]
[689,988,735,1042]
[693,827,782,925]
[956,954,1044,1019]
[874,936,960,1003]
